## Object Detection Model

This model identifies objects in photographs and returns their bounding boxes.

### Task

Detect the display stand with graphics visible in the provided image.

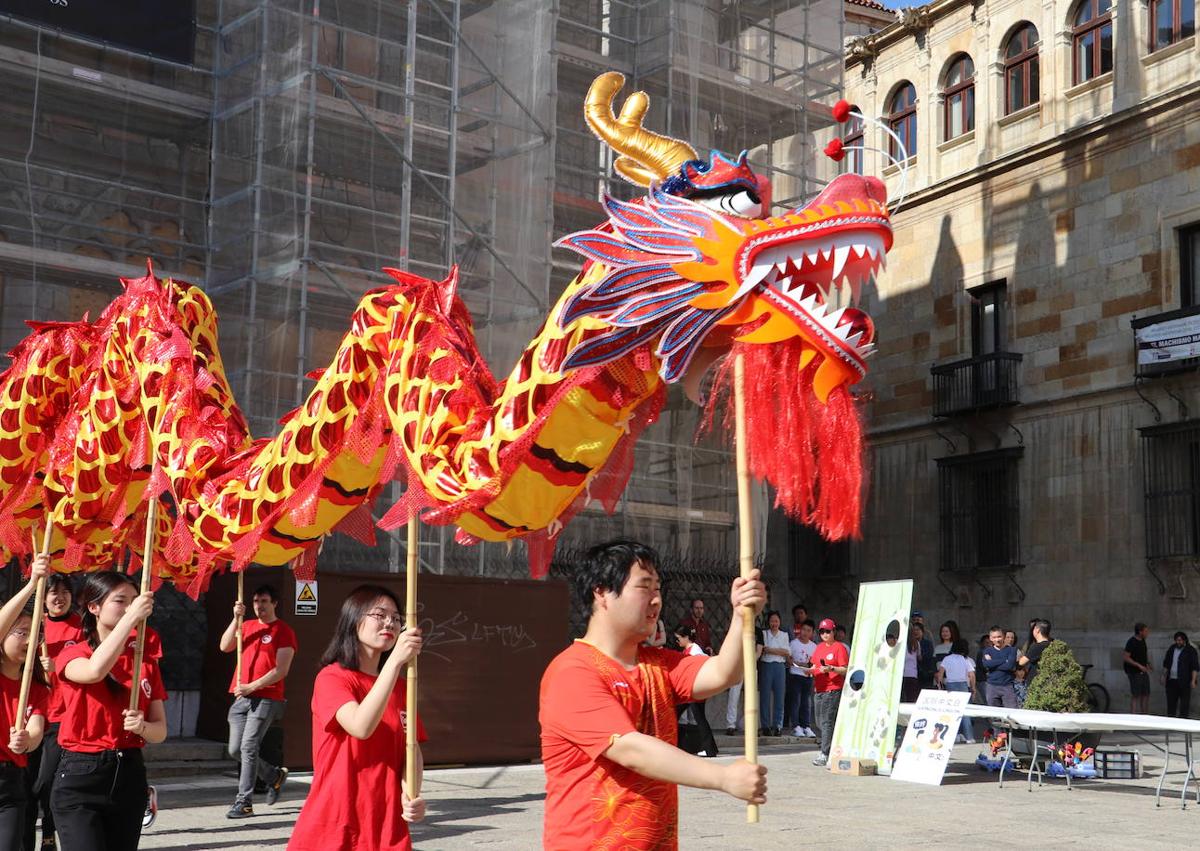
[891,689,970,785]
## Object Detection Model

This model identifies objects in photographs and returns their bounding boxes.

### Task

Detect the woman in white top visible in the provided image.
[756,611,790,737]
[672,624,717,756]
[935,638,977,743]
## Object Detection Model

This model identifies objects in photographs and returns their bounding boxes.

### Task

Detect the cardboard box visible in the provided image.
[830,757,877,776]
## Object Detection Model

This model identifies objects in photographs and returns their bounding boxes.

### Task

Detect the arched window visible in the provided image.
[1151,0,1196,51]
[1003,24,1040,114]
[1072,0,1114,85]
[844,106,864,175]
[887,82,917,161]
[943,55,975,140]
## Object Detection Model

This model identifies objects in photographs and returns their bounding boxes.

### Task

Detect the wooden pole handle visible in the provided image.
[405,516,420,799]
[235,571,245,689]
[16,521,54,732]
[733,354,760,824]
[129,498,158,713]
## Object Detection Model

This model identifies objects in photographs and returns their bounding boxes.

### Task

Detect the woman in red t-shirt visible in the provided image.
[288,584,426,851]
[0,554,51,849]
[51,571,167,851]
[33,569,83,848]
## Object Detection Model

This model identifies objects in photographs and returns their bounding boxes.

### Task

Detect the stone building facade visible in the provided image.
[817,0,1200,708]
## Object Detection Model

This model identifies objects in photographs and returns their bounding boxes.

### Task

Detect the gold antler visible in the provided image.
[584,72,698,187]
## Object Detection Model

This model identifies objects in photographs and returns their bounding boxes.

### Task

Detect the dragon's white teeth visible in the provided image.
[824,307,846,329]
[851,243,867,259]
[866,244,879,260]
[820,246,832,262]
[804,249,819,267]
[831,245,851,281]
[844,331,863,348]
[799,293,819,312]
[740,260,775,295]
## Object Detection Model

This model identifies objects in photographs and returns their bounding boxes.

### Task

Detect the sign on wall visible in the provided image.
[295,580,318,616]
[1135,313,1200,366]
[0,1,196,65]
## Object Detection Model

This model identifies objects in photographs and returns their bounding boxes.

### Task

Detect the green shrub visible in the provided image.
[1023,640,1090,713]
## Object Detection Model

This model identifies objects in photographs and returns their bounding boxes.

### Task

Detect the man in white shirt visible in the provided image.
[786,619,817,738]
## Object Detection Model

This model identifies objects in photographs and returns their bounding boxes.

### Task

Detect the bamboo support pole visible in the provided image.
[16,521,53,730]
[733,354,760,824]
[405,516,420,798]
[235,571,245,688]
[129,498,158,713]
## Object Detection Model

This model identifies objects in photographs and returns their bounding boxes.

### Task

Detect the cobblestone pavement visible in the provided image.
[136,736,1200,849]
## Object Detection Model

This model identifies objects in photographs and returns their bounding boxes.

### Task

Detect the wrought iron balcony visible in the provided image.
[931,352,1023,418]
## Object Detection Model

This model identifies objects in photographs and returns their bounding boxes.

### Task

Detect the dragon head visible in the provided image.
[556,72,892,403]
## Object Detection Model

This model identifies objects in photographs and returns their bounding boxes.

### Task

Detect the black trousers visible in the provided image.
[1166,679,1193,718]
[51,748,147,851]
[0,761,29,851]
[31,721,61,846]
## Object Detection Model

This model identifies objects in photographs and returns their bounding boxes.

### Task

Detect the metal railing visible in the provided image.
[931,351,1023,417]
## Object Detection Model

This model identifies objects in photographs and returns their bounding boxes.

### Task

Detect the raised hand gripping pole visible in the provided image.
[405,516,420,799]
[733,354,760,824]
[129,498,158,713]
[16,520,54,730]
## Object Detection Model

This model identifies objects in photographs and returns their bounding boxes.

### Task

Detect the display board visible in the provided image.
[829,579,913,774]
[891,688,970,785]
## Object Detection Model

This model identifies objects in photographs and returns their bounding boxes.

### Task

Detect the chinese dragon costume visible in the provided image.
[0,73,892,592]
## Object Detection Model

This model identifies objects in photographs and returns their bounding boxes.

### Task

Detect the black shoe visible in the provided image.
[725,727,736,736]
[266,767,288,806]
[226,800,254,819]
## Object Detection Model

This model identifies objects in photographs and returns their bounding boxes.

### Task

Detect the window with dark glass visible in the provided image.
[844,107,864,175]
[1073,0,1114,84]
[970,281,1007,356]
[943,55,975,140]
[887,82,917,161]
[1182,224,1200,308]
[1004,24,1040,114]
[1142,421,1200,560]
[1152,0,1197,51]
[938,449,1023,572]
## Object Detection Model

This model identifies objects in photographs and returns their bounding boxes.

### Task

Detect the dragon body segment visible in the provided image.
[0,73,891,585]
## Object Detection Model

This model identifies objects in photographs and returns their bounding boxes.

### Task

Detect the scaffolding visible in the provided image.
[0,0,846,581]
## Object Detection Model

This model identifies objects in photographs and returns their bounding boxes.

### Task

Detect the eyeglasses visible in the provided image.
[364,611,403,628]
[818,629,833,634]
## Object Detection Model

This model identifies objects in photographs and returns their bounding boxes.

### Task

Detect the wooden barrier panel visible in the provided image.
[199,569,570,768]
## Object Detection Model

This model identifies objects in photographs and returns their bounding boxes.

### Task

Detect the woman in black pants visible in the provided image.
[51,572,166,851]
[672,624,718,757]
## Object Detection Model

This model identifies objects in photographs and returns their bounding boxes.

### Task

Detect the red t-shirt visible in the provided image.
[288,664,428,851]
[0,673,49,767]
[56,628,168,752]
[812,641,849,692]
[539,641,708,851]
[43,613,85,724]
[228,619,297,701]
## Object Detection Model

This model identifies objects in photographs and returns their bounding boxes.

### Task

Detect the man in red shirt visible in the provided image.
[539,540,767,850]
[219,584,298,819]
[680,598,713,654]
[810,618,849,767]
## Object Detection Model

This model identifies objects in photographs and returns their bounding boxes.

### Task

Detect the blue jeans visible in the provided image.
[759,662,786,729]
[785,674,813,728]
[227,697,286,802]
[945,681,975,740]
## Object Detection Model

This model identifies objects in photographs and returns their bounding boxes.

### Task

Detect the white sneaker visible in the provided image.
[812,754,828,766]
[955,734,966,744]
[697,750,708,757]
[966,738,976,744]
[792,726,804,736]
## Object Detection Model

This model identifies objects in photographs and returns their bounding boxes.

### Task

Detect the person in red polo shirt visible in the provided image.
[287,584,425,851]
[51,571,167,851]
[810,618,849,767]
[218,583,297,819]
[0,554,51,849]
[33,569,85,846]
[539,540,768,850]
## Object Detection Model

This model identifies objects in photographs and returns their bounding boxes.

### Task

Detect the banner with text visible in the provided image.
[1136,313,1200,366]
[890,689,970,786]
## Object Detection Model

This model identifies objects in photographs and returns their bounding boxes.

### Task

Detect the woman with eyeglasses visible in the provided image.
[0,554,51,850]
[288,585,425,851]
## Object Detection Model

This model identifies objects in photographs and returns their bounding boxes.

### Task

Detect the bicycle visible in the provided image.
[1080,664,1111,713]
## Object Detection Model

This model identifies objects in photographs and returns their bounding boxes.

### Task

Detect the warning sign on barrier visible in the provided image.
[295,580,318,616]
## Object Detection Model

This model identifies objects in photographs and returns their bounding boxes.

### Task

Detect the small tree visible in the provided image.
[1024,640,1090,713]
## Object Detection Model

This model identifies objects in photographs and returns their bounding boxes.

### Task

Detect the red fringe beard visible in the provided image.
[702,340,865,541]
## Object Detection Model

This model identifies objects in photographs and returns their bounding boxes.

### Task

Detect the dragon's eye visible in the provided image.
[695,190,762,219]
